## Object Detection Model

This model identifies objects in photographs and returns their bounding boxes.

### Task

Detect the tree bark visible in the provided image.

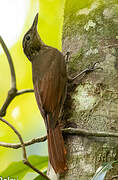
[48,0,118,179]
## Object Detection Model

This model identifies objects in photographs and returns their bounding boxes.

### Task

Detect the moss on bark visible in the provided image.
[48,0,118,179]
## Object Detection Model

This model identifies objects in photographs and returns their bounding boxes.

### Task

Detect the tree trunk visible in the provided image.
[48,0,118,179]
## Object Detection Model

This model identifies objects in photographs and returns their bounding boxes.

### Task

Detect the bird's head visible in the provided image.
[22,13,44,61]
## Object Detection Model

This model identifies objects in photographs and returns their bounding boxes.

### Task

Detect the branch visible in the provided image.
[0,135,47,149]
[0,36,34,117]
[0,117,50,180]
[63,127,118,138]
[0,36,16,89]
[0,88,34,117]
[16,89,34,96]
[0,36,17,116]
[0,89,17,117]
[0,127,118,150]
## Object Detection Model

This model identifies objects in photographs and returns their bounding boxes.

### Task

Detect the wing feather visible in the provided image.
[32,47,67,124]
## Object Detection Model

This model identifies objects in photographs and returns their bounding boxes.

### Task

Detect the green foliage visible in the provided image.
[91,161,118,180]
[0,155,48,180]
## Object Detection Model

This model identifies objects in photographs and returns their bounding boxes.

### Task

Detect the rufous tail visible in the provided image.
[47,125,67,173]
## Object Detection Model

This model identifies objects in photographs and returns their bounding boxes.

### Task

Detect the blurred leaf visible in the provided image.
[33,171,47,180]
[91,161,116,180]
[0,155,48,180]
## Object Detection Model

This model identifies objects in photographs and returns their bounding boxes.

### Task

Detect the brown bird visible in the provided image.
[22,13,67,173]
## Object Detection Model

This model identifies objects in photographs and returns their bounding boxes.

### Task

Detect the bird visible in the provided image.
[22,13,67,174]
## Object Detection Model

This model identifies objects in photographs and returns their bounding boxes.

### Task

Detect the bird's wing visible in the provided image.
[33,48,67,127]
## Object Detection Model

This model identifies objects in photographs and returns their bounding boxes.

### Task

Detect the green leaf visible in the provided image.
[33,171,47,180]
[91,161,115,180]
[0,155,48,180]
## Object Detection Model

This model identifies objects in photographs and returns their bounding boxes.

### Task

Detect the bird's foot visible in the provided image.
[68,61,103,83]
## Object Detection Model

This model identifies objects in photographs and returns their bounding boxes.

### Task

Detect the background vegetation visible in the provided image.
[0,0,64,179]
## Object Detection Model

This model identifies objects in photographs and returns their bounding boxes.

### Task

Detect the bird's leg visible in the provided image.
[63,62,102,129]
[68,62,103,83]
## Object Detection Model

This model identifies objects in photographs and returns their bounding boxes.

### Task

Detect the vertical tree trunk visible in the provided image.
[48,0,118,179]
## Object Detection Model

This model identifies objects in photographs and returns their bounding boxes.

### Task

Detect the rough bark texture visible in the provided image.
[48,0,118,179]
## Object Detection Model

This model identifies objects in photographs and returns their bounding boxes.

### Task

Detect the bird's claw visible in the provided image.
[68,61,103,83]
[86,61,103,73]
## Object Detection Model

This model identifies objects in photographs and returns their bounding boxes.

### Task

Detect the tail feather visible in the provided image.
[47,125,67,173]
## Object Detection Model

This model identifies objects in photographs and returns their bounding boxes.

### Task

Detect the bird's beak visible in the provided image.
[31,13,38,31]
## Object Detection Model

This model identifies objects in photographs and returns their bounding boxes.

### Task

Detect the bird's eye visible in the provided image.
[26,34,30,41]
